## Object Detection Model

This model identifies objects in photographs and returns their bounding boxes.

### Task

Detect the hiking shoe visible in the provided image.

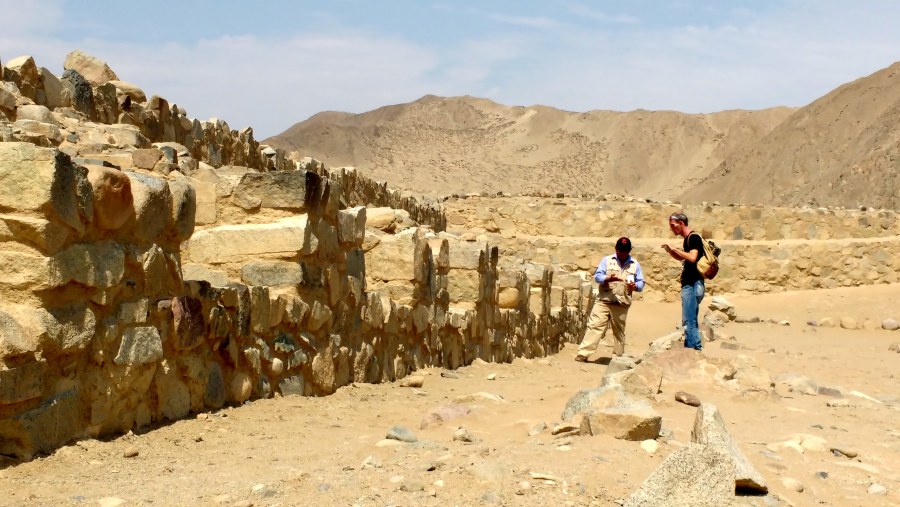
[574,355,588,362]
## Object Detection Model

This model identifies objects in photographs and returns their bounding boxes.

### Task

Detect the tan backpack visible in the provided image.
[693,234,721,280]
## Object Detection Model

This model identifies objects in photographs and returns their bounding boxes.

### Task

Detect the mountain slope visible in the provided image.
[682,62,900,209]
[265,95,792,200]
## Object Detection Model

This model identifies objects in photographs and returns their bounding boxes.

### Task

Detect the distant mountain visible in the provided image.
[266,62,900,209]
[682,62,900,209]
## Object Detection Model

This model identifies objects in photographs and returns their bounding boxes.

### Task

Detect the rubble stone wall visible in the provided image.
[445,197,900,240]
[0,140,576,462]
[446,196,900,302]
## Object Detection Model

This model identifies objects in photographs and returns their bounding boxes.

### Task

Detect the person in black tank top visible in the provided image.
[662,212,705,350]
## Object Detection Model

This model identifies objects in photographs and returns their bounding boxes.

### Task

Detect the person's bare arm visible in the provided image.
[661,244,699,262]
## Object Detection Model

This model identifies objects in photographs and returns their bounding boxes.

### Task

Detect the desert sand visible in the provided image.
[2,284,897,507]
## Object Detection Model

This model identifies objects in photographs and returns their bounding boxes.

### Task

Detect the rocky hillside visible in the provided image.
[266,61,900,209]
[264,96,793,201]
[682,61,900,209]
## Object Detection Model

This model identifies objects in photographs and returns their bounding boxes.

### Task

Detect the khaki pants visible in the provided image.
[577,300,629,357]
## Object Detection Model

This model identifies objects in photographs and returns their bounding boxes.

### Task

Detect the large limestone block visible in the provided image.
[85,165,133,230]
[16,104,56,124]
[311,348,337,395]
[131,148,163,170]
[361,230,416,282]
[167,176,197,242]
[0,143,91,234]
[241,260,303,287]
[0,81,18,110]
[0,304,55,358]
[13,119,64,144]
[125,171,173,244]
[114,326,163,365]
[231,170,310,210]
[99,124,148,148]
[561,384,631,421]
[51,240,126,289]
[4,56,41,100]
[692,403,768,493]
[181,263,230,286]
[154,360,191,420]
[64,49,118,85]
[0,360,47,404]
[624,444,736,507]
[0,250,52,290]
[186,176,216,225]
[580,399,662,441]
[365,207,397,231]
[0,214,70,253]
[40,67,64,108]
[338,206,366,246]
[0,389,79,460]
[0,303,96,358]
[447,239,489,270]
[185,216,316,264]
[108,80,146,103]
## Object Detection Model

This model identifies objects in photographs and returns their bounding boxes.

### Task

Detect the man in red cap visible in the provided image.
[575,236,645,361]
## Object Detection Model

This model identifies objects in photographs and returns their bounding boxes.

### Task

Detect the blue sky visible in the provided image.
[3,1,900,138]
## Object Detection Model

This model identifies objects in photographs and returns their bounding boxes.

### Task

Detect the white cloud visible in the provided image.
[487,14,563,30]
[4,0,900,138]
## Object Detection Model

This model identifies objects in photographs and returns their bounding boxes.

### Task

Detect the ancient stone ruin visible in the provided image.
[1,49,898,467]
[0,51,581,460]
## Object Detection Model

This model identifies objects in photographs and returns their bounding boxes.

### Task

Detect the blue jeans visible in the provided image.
[681,281,705,350]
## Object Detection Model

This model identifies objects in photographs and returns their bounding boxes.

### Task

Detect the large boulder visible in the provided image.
[63,49,119,85]
[692,403,768,493]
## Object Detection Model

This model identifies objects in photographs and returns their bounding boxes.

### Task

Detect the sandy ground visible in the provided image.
[1,285,898,507]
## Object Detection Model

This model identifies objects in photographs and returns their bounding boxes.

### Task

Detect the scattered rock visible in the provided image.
[440,371,460,379]
[386,426,418,443]
[882,319,899,331]
[889,342,900,353]
[830,447,858,458]
[640,439,659,454]
[707,297,735,318]
[122,448,139,458]
[528,422,547,436]
[580,396,662,441]
[692,403,768,493]
[453,426,476,443]
[674,391,701,407]
[781,477,804,493]
[480,491,502,504]
[420,404,472,429]
[815,471,828,480]
[839,317,857,330]
[817,386,843,398]
[867,483,888,495]
[400,375,425,388]
[552,422,580,436]
[486,373,497,380]
[623,444,735,507]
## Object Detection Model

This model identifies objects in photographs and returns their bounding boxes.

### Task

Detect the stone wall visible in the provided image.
[0,140,576,461]
[444,196,900,303]
[445,196,900,240]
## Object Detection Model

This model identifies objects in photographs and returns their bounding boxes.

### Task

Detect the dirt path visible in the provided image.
[1,286,898,506]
